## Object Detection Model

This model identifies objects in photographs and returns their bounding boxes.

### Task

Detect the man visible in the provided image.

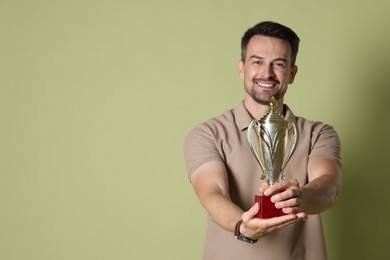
[184,21,341,260]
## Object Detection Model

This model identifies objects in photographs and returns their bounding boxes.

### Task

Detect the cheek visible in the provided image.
[245,69,256,79]
[278,71,291,83]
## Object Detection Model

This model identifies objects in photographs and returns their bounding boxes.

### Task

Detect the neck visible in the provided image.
[243,96,284,120]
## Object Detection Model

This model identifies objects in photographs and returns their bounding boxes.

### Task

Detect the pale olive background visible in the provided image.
[1,0,389,259]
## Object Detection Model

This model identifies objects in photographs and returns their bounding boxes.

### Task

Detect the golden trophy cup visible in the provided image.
[247,97,299,218]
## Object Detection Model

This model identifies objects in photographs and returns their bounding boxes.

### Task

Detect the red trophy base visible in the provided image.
[255,195,286,218]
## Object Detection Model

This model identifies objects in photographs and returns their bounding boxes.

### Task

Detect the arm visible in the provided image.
[190,160,242,232]
[265,157,342,215]
[301,157,342,214]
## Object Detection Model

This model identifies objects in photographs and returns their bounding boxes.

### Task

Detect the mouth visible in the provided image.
[255,81,277,88]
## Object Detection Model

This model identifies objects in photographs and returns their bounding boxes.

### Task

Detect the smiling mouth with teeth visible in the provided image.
[255,82,276,88]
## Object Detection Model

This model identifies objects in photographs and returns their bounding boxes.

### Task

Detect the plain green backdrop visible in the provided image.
[1,0,389,259]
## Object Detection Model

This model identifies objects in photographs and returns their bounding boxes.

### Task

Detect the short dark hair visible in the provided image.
[241,21,300,66]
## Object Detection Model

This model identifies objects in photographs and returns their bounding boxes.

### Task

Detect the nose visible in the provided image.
[260,64,275,79]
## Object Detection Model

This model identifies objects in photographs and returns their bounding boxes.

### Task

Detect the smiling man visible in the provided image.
[184,21,342,260]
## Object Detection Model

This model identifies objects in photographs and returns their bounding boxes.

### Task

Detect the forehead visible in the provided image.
[246,35,292,61]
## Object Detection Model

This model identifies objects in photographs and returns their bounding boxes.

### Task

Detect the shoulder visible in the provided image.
[185,107,236,141]
[204,108,236,130]
[183,108,236,178]
[295,116,341,167]
[285,105,341,166]
[295,116,340,142]
[285,105,338,137]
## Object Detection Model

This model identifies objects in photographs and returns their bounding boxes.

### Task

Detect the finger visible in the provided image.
[259,182,269,193]
[282,206,299,214]
[296,212,307,220]
[242,202,260,222]
[263,182,283,196]
[275,212,307,226]
[267,214,303,229]
[275,196,300,208]
[265,179,300,196]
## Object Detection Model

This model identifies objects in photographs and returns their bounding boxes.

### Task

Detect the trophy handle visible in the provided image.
[280,120,299,180]
[247,120,266,179]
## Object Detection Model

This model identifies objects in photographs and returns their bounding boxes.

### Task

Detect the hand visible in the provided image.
[262,180,304,214]
[239,202,307,240]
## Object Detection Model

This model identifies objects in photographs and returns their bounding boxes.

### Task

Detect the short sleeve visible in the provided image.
[309,123,342,168]
[183,123,224,180]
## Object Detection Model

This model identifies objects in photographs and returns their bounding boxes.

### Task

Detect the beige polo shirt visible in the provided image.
[184,101,341,260]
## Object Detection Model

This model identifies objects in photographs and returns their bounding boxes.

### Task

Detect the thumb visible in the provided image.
[242,202,260,222]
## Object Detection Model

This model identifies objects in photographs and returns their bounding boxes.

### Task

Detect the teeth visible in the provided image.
[256,82,274,88]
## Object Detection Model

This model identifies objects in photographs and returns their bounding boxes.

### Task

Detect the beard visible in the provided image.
[245,83,286,105]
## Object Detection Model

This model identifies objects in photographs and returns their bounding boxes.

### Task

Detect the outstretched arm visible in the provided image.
[190,160,243,232]
[264,157,342,215]
[302,157,342,214]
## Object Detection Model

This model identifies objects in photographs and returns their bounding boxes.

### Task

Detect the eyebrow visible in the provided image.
[249,55,288,63]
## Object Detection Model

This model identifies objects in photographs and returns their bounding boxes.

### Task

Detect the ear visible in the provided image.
[289,65,298,84]
[238,60,245,80]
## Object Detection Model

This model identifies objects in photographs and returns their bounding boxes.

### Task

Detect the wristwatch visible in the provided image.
[234,220,258,244]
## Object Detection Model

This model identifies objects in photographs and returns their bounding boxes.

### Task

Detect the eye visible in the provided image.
[273,61,286,69]
[251,59,262,65]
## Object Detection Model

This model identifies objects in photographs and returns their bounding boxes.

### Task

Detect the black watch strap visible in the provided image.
[234,220,258,244]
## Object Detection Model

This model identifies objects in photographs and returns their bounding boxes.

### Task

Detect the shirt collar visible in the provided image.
[234,101,296,131]
[234,101,253,131]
